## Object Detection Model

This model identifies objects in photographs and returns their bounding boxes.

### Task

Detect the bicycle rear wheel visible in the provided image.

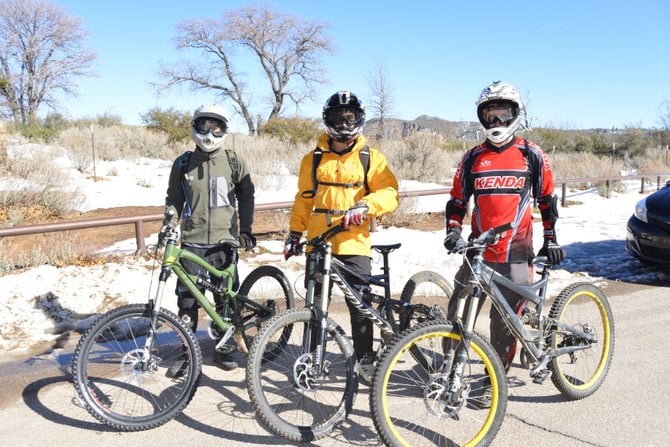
[371,321,507,447]
[246,308,356,442]
[548,282,615,399]
[72,304,202,431]
[395,270,453,331]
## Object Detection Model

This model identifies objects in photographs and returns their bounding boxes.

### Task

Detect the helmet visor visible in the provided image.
[193,117,227,137]
[325,107,363,127]
[479,102,518,129]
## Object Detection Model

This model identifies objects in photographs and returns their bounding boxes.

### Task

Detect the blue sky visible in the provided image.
[52,0,669,132]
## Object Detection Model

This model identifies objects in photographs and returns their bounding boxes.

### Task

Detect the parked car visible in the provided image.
[626,179,670,265]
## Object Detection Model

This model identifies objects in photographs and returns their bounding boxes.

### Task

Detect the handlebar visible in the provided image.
[295,223,348,255]
[461,222,516,253]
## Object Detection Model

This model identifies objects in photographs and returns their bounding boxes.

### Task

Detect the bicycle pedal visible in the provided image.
[531,369,552,384]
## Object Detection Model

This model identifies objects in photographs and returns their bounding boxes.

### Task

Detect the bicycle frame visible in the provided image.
[454,224,597,373]
[301,224,398,373]
[150,226,278,352]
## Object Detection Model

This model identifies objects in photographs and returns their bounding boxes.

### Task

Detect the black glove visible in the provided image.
[283,232,302,260]
[238,232,257,250]
[444,225,466,253]
[343,201,369,229]
[538,238,565,265]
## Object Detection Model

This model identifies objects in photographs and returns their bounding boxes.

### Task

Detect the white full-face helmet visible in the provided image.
[476,81,523,144]
[191,104,230,152]
[322,90,366,142]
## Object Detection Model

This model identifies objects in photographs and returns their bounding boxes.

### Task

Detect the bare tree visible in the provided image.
[520,89,535,131]
[156,5,333,135]
[658,99,670,148]
[365,60,395,141]
[0,0,96,126]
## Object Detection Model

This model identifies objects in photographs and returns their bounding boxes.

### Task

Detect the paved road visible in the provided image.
[1,282,669,447]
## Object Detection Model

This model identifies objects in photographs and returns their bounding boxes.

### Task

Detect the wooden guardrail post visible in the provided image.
[561,183,567,207]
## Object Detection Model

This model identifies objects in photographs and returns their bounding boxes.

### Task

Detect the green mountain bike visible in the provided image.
[71,219,294,431]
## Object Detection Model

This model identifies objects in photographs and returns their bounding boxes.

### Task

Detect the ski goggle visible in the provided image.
[193,117,227,137]
[479,102,517,129]
[325,107,363,126]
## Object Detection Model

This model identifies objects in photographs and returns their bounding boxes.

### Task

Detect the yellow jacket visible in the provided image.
[289,134,399,256]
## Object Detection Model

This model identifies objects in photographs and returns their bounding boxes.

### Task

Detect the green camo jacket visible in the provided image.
[164,146,255,245]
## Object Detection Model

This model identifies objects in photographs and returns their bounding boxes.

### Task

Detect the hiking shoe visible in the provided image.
[213,350,238,371]
[166,359,188,379]
[357,352,376,386]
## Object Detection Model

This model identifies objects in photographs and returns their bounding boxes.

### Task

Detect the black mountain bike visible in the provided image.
[71,220,294,431]
[370,223,615,447]
[245,223,453,442]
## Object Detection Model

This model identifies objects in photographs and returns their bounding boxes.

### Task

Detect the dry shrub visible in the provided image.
[382,131,458,183]
[57,125,181,168]
[0,232,79,273]
[0,146,83,219]
[230,134,312,191]
[633,147,670,175]
[381,196,419,227]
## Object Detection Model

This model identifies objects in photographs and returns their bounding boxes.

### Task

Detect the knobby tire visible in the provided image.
[245,308,356,443]
[371,321,507,447]
[71,304,202,431]
[548,282,615,399]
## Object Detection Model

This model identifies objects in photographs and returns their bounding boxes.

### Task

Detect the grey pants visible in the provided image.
[447,259,531,372]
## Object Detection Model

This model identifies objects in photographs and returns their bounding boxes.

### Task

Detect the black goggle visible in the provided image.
[479,103,517,129]
[193,117,227,137]
[326,108,362,126]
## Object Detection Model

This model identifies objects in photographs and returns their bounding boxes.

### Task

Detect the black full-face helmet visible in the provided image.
[322,90,366,142]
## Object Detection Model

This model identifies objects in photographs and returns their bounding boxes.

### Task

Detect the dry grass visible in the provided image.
[1,125,667,272]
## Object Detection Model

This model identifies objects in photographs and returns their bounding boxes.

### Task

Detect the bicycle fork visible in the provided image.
[446,284,483,402]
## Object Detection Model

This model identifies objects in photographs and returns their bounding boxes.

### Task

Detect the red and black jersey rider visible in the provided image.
[443,81,565,394]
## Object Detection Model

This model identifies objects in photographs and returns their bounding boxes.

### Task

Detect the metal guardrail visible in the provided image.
[1,174,668,253]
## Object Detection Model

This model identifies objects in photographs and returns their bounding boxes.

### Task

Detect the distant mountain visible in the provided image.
[366,115,481,140]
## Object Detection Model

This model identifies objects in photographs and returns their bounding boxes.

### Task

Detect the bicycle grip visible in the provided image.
[492,222,515,235]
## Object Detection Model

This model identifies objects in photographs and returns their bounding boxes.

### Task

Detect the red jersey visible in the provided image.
[446,137,555,263]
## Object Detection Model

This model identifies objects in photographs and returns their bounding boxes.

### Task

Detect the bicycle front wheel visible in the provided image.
[371,321,507,447]
[395,270,453,332]
[246,308,356,442]
[72,304,202,431]
[239,265,295,337]
[548,282,615,399]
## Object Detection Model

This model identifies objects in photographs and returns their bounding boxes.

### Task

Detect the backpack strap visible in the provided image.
[300,145,370,199]
[359,144,370,194]
[301,147,323,198]
[224,148,240,184]
[178,151,193,218]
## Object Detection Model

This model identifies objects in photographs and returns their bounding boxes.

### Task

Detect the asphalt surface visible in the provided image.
[1,282,669,447]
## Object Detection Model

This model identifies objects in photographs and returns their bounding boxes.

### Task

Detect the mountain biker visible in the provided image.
[443,81,565,405]
[164,103,256,371]
[283,90,399,384]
